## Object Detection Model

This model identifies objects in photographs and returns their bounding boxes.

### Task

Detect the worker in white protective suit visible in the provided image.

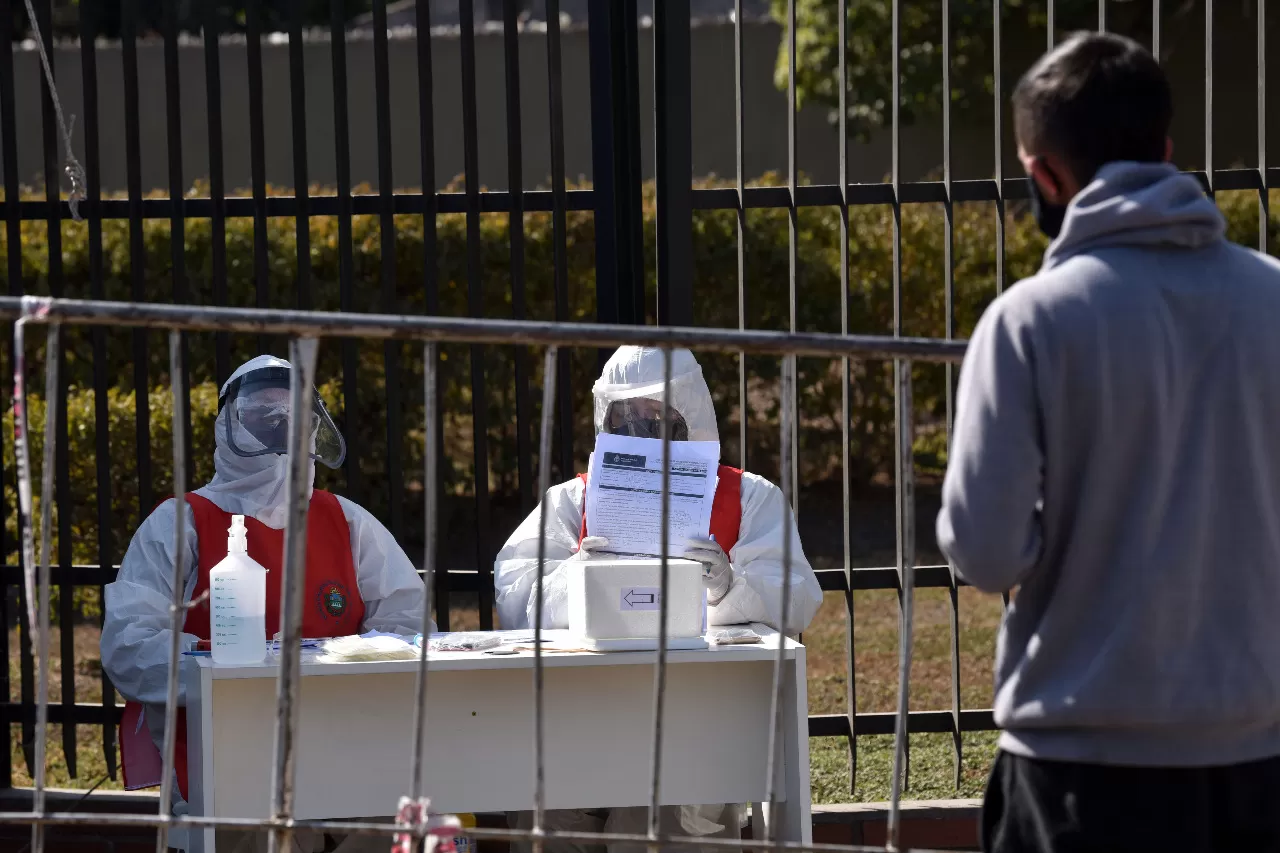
[101,355,429,853]
[494,346,823,853]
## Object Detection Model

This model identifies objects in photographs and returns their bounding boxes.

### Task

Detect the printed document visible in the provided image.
[584,433,720,557]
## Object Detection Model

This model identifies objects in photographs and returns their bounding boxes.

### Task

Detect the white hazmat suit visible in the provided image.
[101,356,428,853]
[494,346,823,853]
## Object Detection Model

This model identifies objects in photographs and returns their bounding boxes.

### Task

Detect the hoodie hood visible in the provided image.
[1042,162,1225,272]
[592,346,719,443]
[194,355,315,529]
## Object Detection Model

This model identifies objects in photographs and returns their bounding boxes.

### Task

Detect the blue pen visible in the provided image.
[182,650,211,657]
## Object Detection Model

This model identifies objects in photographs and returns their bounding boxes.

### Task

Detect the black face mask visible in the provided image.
[1027,173,1067,239]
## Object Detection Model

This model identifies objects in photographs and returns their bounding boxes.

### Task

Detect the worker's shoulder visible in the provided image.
[554,475,586,498]
[736,470,782,504]
[330,493,379,527]
[143,496,182,522]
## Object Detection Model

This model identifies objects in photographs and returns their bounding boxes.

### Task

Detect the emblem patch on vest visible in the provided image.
[317,582,350,620]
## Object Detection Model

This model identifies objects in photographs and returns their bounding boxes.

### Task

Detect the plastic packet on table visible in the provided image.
[421,632,503,652]
[316,634,420,663]
[707,627,761,645]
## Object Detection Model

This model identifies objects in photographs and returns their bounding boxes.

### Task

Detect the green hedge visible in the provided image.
[3,179,1278,585]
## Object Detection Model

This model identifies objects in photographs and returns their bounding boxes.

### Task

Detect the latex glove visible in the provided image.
[684,536,732,605]
[569,535,610,561]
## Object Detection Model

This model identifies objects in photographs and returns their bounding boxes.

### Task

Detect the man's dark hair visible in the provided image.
[1013,31,1173,186]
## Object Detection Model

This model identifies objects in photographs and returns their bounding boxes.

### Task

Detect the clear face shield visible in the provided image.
[219,367,347,469]
[600,397,690,442]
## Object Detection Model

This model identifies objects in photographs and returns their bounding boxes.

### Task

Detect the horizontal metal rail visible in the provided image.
[0,702,1002,741]
[0,296,969,362]
[2,167,1277,221]
[0,810,954,853]
[0,562,963,589]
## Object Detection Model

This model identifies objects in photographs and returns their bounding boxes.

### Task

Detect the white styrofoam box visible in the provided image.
[567,558,705,648]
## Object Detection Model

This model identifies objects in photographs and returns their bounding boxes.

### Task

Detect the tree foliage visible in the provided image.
[768,0,1172,140]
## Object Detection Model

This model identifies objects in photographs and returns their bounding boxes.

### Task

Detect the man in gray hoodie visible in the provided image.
[938,31,1280,853]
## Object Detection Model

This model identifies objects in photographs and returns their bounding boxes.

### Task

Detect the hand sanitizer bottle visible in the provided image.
[209,515,268,665]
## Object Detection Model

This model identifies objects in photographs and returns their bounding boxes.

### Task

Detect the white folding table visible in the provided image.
[183,625,811,852]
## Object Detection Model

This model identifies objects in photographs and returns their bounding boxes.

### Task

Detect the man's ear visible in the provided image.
[1029,157,1072,206]
[1164,136,1174,163]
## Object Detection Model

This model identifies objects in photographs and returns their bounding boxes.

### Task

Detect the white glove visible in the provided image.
[684,537,732,605]
[569,535,610,561]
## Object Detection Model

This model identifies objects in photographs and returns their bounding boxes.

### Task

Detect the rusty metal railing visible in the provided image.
[0,293,963,853]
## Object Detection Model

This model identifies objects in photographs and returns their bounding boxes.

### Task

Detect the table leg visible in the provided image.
[760,649,812,843]
[186,667,215,853]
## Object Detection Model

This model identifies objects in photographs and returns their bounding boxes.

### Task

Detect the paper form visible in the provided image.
[583,433,720,557]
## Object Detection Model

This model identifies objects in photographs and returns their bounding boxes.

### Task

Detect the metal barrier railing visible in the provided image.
[0,293,962,853]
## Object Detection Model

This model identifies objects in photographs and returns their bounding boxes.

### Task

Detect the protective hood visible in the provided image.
[195,356,315,529]
[592,346,719,443]
[1042,161,1226,272]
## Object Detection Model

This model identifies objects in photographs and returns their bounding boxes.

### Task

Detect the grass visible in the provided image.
[5,586,1007,804]
[801,586,1004,803]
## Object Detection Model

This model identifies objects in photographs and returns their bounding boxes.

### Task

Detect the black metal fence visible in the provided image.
[0,0,1273,803]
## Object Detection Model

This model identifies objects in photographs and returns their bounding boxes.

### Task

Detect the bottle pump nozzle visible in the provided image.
[228,514,248,554]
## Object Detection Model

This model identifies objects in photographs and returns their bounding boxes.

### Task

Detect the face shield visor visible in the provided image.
[591,354,719,445]
[218,366,346,469]
[601,397,689,441]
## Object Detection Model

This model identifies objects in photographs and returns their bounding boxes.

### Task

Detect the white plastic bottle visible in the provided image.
[209,515,268,665]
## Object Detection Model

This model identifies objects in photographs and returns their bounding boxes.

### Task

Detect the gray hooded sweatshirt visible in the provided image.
[937,161,1280,767]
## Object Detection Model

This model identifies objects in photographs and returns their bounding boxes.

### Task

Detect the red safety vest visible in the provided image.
[577,464,743,553]
[120,490,364,801]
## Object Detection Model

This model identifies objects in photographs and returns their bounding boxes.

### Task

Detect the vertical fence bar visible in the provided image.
[890,0,910,791]
[155,331,188,853]
[646,348,675,852]
[123,0,153,604]
[654,0,694,328]
[1047,0,1054,49]
[588,0,645,333]
[0,0,17,786]
[11,309,36,797]
[33,0,75,781]
[80,0,116,782]
[247,0,271,353]
[764,354,796,841]
[163,0,193,494]
[786,0,800,511]
[532,346,559,853]
[994,0,1005,297]
[205,3,231,389]
[735,0,748,471]
[410,342,439,799]
[942,0,963,792]
[503,0,535,512]
[1152,0,1160,61]
[289,0,312,313]
[331,0,363,509]
[373,0,406,543]
[267,338,320,853]
[1258,0,1267,254]
[995,0,1010,623]
[1205,0,1213,194]
[836,0,857,796]
[1099,0,1106,31]
[547,0,574,485]
[459,0,493,628]
[33,321,61,853]
[887,359,916,852]
[415,0,447,629]
[4,0,35,784]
